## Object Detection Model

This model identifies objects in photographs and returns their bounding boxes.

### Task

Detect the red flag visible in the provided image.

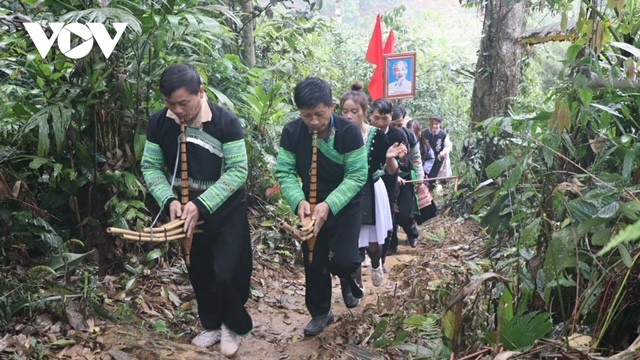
[366,14,383,65]
[384,29,396,54]
[366,15,385,100]
[369,66,385,101]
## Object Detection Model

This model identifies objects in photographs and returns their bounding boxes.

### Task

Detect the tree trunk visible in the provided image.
[240,0,256,67]
[469,0,527,176]
[470,0,528,125]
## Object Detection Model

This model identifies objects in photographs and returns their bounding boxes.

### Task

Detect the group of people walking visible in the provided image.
[139,64,452,356]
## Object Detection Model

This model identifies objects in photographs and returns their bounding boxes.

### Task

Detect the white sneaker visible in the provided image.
[371,265,384,287]
[191,329,221,347]
[220,324,241,357]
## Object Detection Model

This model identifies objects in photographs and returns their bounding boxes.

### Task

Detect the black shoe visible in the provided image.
[304,310,334,336]
[352,266,364,299]
[408,236,418,248]
[387,247,398,255]
[340,278,360,308]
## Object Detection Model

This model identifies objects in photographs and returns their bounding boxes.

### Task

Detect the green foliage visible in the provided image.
[424,228,446,244]
[487,311,553,350]
[467,0,640,353]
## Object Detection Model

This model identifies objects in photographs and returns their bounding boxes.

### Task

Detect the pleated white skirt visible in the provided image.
[358,178,393,248]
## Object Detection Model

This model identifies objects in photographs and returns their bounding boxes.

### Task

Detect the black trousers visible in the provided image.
[427,158,444,188]
[391,183,419,246]
[302,206,362,317]
[187,191,253,335]
[415,200,438,225]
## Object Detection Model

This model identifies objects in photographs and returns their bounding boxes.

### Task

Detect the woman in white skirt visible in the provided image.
[339,83,406,295]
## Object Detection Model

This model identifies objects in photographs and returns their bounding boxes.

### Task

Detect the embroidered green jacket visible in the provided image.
[141,101,248,216]
[275,115,368,225]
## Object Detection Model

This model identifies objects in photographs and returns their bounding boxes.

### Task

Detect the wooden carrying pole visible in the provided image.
[307,131,318,263]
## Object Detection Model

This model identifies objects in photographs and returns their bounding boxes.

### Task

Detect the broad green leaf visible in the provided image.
[371,319,388,340]
[504,158,526,190]
[610,42,640,57]
[597,219,640,256]
[52,107,72,154]
[207,86,234,110]
[591,228,612,246]
[480,193,509,238]
[373,338,390,348]
[622,147,636,180]
[125,277,137,291]
[544,229,576,281]
[498,290,514,329]
[617,244,633,268]
[561,11,568,32]
[442,310,456,340]
[591,103,622,117]
[146,249,163,263]
[577,88,593,106]
[596,202,619,219]
[486,155,516,178]
[542,147,554,168]
[566,199,598,223]
[49,250,95,272]
[567,44,582,62]
[620,200,640,220]
[38,112,50,157]
[541,132,560,168]
[578,217,610,236]
[134,129,146,161]
[394,329,411,343]
[59,8,143,33]
[28,157,50,170]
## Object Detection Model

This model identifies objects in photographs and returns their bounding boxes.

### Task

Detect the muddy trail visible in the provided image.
[1,216,483,360]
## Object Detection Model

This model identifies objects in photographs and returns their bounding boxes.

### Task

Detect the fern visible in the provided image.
[488,311,553,351]
[404,314,441,341]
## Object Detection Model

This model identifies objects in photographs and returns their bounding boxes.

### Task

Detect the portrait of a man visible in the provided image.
[384,53,416,99]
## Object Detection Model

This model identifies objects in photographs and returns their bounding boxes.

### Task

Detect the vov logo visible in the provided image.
[24,22,128,59]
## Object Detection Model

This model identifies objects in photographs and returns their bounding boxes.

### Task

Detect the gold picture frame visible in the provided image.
[384,52,416,100]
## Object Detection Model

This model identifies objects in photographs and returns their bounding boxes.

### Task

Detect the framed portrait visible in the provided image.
[384,52,416,100]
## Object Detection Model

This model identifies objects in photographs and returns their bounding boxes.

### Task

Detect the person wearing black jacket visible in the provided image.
[369,100,413,270]
[141,64,252,357]
[275,77,368,336]
[389,106,423,249]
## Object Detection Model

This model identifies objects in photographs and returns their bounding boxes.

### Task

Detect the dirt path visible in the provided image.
[42,216,482,360]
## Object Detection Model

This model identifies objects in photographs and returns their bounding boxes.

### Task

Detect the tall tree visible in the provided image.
[240,0,256,67]
[470,0,528,125]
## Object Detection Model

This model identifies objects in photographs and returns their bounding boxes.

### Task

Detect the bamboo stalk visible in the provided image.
[141,219,203,233]
[180,122,193,266]
[118,230,203,243]
[143,218,184,233]
[307,130,318,263]
[121,233,186,242]
[109,226,184,237]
